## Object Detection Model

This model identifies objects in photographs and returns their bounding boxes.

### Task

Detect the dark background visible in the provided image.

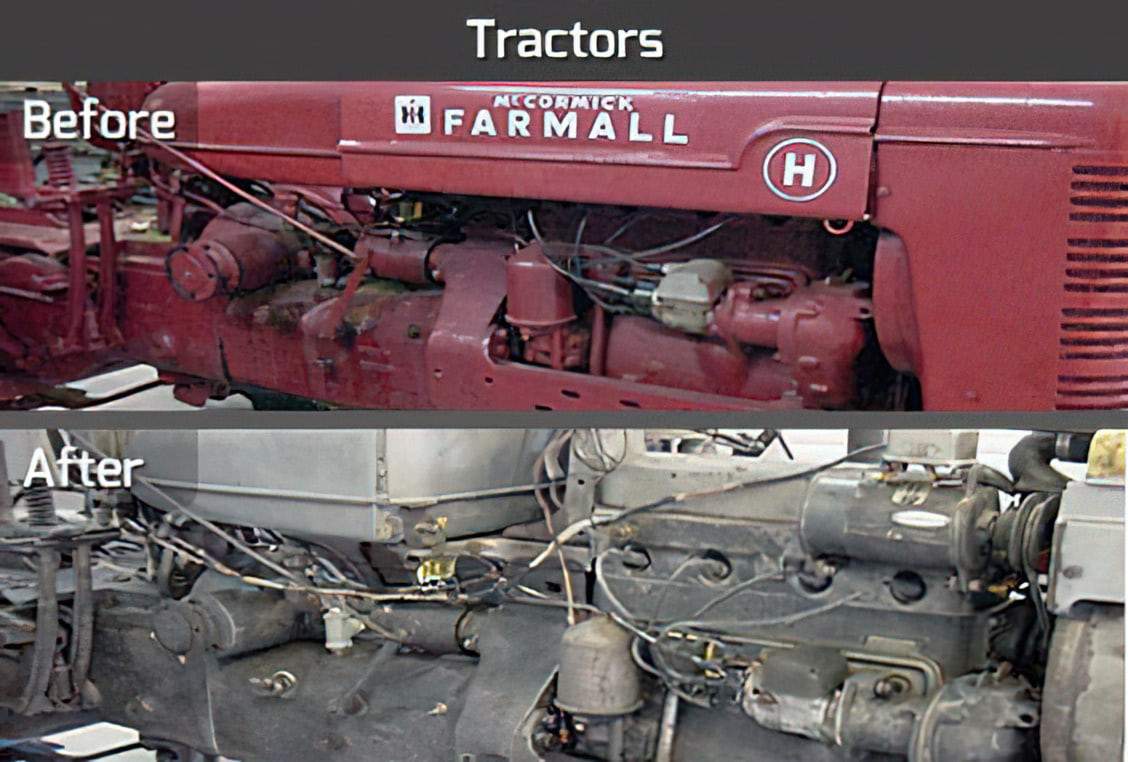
[1,0,1125,80]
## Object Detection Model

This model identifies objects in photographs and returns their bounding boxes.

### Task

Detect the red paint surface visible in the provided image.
[148,82,881,219]
[873,83,1128,409]
[0,81,1123,410]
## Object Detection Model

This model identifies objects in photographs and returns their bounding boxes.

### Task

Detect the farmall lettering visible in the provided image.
[394,92,690,145]
[762,137,838,202]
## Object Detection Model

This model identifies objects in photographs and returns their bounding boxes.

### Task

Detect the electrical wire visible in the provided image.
[533,431,577,625]
[390,479,567,507]
[646,555,717,629]
[65,83,359,263]
[592,551,638,622]
[573,211,588,259]
[504,593,655,643]
[604,213,651,245]
[537,430,573,512]
[630,637,713,709]
[527,442,887,570]
[571,429,628,475]
[660,591,866,637]
[683,569,783,621]
[701,430,794,460]
[593,549,780,630]
[127,527,456,604]
[627,216,735,258]
[525,210,640,313]
[65,431,303,584]
[627,591,866,704]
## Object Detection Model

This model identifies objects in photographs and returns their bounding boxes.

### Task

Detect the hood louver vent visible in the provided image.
[1057,165,1128,409]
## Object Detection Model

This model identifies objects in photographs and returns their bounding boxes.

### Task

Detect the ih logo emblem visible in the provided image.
[762,138,838,202]
[394,95,431,134]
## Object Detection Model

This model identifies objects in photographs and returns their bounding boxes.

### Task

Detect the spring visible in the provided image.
[24,482,57,526]
[41,142,75,189]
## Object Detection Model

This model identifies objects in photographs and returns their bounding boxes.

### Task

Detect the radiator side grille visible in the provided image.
[1057,165,1128,409]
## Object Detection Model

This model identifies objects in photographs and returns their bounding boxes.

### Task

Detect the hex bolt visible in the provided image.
[249,670,297,698]
[873,674,911,700]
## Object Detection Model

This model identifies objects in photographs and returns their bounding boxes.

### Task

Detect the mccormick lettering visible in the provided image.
[491,94,635,111]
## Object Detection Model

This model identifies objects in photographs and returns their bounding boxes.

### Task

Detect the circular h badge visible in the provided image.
[762,138,837,202]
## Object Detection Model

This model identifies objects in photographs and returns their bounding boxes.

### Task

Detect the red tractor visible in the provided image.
[0,81,1124,410]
